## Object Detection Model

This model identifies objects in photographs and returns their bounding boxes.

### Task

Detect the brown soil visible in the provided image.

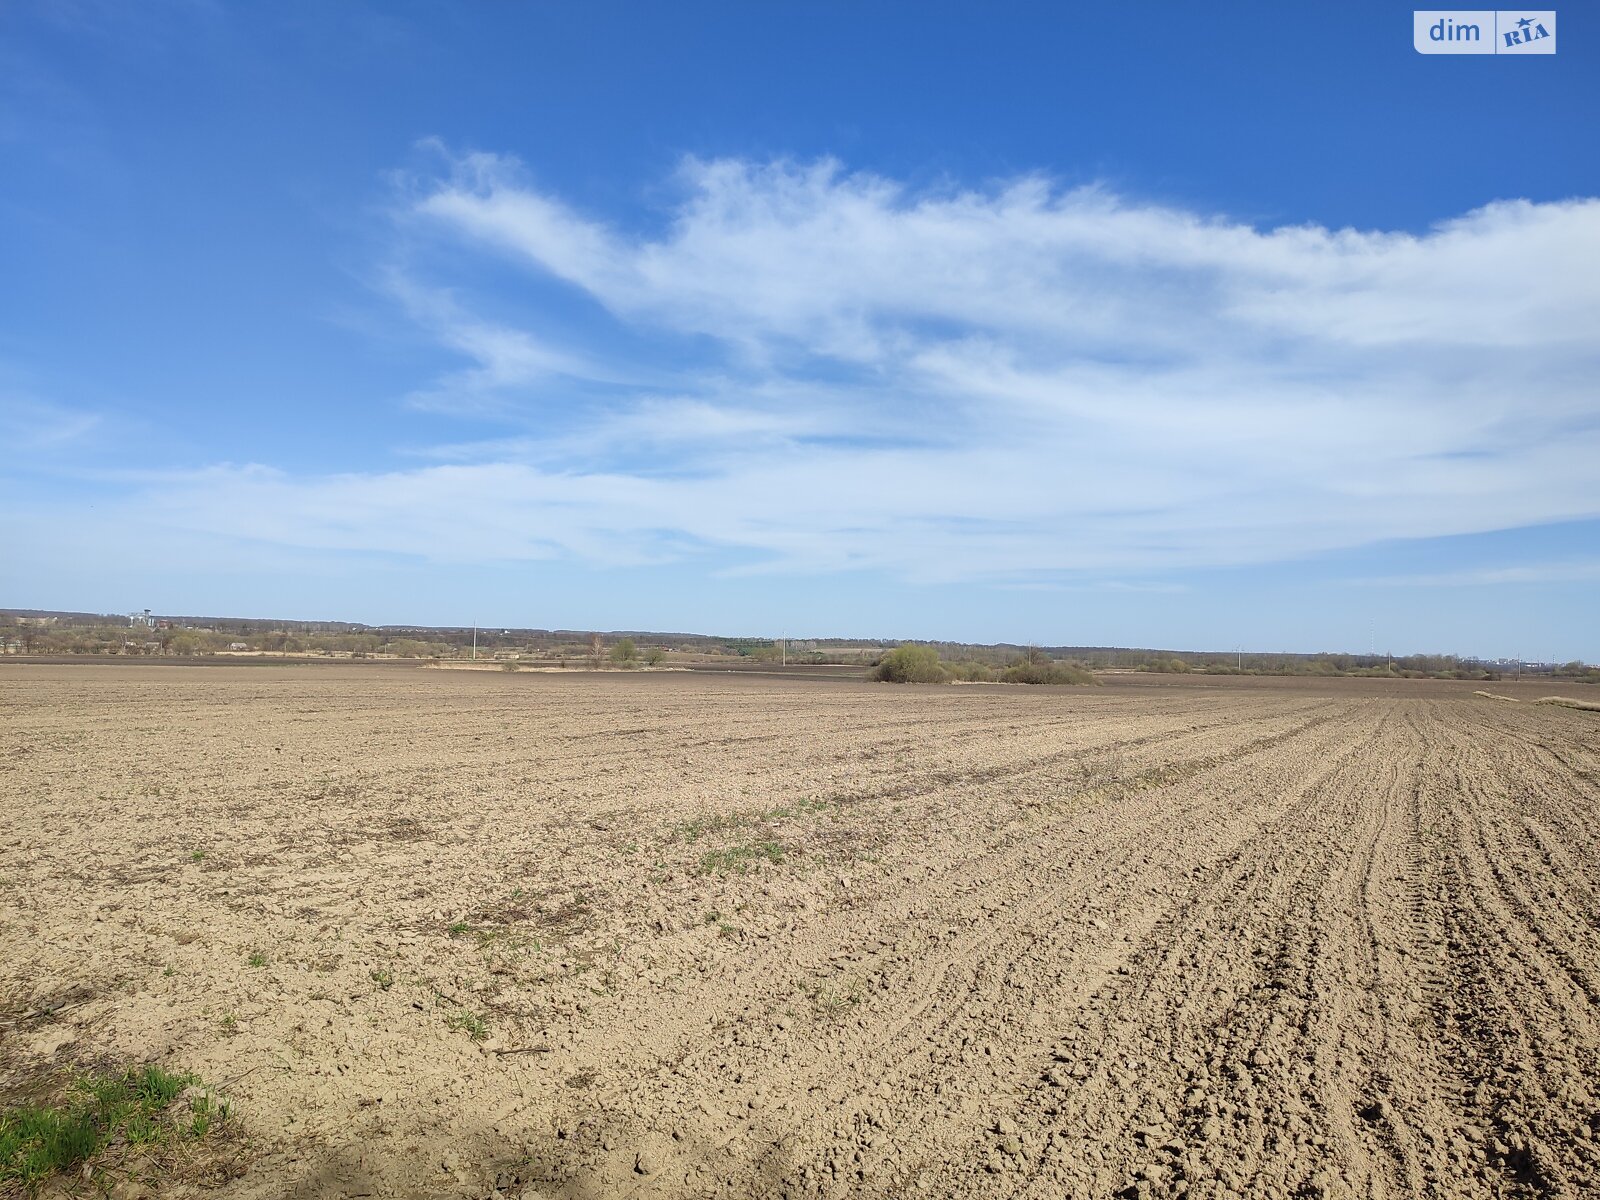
[2,666,1598,1199]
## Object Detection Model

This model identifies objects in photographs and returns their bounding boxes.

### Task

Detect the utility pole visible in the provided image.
[472,623,478,661]
[781,632,787,667]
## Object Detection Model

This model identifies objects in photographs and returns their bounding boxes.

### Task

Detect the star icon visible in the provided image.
[1517,16,1533,28]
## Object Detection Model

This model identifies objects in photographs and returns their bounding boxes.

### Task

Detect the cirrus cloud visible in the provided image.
[124,153,1600,581]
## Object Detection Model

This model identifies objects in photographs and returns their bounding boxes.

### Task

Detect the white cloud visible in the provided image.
[118,155,1600,580]
[416,155,1600,356]
[0,394,99,457]
[1351,562,1600,588]
[377,270,612,414]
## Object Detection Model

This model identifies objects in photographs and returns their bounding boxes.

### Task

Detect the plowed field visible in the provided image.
[3,666,1598,1199]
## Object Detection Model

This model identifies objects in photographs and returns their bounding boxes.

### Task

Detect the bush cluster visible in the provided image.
[873,644,947,683]
[874,644,1095,686]
[1140,657,1191,674]
[943,660,996,682]
[999,660,1096,686]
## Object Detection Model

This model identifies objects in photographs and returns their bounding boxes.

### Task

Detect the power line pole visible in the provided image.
[472,623,478,661]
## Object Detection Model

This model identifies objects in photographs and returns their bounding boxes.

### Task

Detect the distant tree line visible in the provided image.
[2,611,1592,682]
[875,644,1097,686]
[871,642,1590,683]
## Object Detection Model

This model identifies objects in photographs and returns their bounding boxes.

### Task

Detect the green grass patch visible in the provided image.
[445,1010,490,1041]
[671,797,832,844]
[671,814,732,844]
[696,839,787,876]
[473,926,538,956]
[0,1065,228,1190]
[805,979,864,1019]
[763,797,831,821]
[669,797,832,877]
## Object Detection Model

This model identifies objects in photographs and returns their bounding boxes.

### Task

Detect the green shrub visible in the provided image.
[1000,659,1096,686]
[1142,657,1190,673]
[385,638,433,658]
[944,660,997,682]
[874,644,948,683]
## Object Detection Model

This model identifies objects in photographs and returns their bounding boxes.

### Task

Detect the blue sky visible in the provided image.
[3,2,1597,658]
